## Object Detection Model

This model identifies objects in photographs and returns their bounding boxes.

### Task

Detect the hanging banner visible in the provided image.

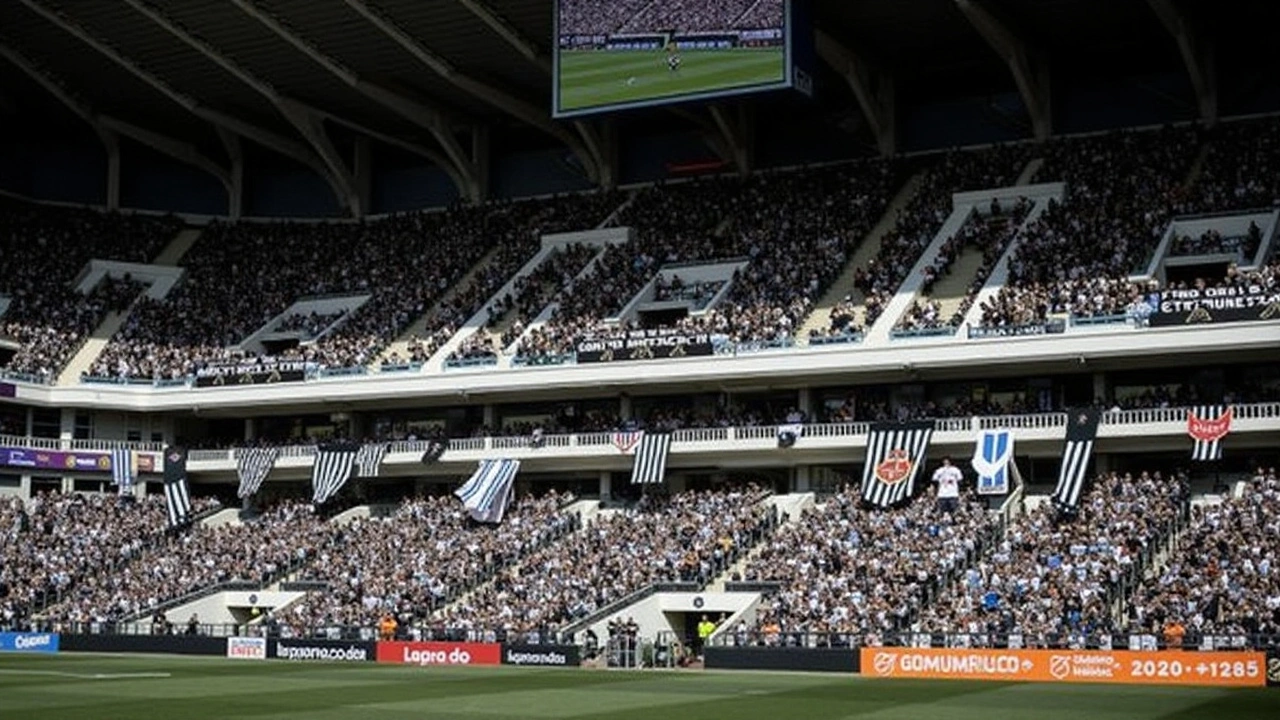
[1149,286,1280,326]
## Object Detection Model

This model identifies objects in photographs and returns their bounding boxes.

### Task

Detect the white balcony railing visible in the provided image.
[12,402,1280,467]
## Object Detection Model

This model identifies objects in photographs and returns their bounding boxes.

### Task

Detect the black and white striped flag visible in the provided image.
[311,441,360,505]
[111,448,135,497]
[355,443,389,478]
[236,446,279,499]
[860,421,935,508]
[162,445,192,528]
[1188,405,1232,461]
[1051,408,1101,509]
[630,432,671,485]
[455,458,520,524]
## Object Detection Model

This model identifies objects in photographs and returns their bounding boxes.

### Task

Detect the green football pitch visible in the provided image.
[1,654,1278,720]
[558,48,785,112]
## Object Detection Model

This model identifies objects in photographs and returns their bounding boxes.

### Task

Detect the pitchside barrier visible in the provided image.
[53,634,580,668]
[704,642,1277,688]
[0,632,60,654]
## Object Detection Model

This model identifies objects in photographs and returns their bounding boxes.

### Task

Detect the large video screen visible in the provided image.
[554,0,792,118]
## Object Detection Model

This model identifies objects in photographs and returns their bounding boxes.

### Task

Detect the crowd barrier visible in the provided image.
[703,645,1280,688]
[0,632,60,653]
[49,635,581,669]
[705,646,858,672]
[24,634,1280,688]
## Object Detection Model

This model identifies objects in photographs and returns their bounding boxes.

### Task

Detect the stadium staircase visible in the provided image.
[958,185,1062,330]
[152,226,203,266]
[863,203,978,343]
[371,245,502,368]
[55,310,130,386]
[54,224,199,385]
[1183,140,1213,190]
[705,493,812,592]
[1016,158,1044,185]
[795,171,927,341]
[430,499,604,618]
[499,243,615,360]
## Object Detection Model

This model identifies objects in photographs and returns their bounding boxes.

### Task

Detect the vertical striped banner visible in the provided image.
[860,421,935,507]
[630,433,671,485]
[236,446,279,499]
[111,448,135,496]
[1051,408,1101,509]
[455,459,521,523]
[1188,405,1231,461]
[311,442,360,505]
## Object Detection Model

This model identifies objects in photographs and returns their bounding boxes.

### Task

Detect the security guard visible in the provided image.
[696,614,716,658]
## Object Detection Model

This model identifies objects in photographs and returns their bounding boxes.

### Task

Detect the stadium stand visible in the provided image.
[1126,468,1280,642]
[0,492,220,628]
[821,145,1029,338]
[977,127,1203,328]
[516,161,897,359]
[40,499,325,627]
[284,492,577,634]
[443,486,775,636]
[914,471,1187,643]
[740,483,996,642]
[86,194,619,380]
[0,203,181,382]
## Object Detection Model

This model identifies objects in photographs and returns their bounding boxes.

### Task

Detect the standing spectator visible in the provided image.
[932,457,963,514]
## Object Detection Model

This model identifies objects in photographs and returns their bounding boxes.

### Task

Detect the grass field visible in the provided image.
[1,654,1278,720]
[558,48,785,112]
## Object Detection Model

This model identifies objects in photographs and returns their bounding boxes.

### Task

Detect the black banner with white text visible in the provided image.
[1149,286,1280,326]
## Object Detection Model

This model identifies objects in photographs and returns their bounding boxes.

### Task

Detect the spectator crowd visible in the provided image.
[1126,468,1279,643]
[741,480,995,644]
[444,486,774,637]
[284,492,577,636]
[558,0,783,36]
[39,499,322,628]
[1,492,221,630]
[88,193,618,381]
[0,202,179,382]
[915,470,1186,644]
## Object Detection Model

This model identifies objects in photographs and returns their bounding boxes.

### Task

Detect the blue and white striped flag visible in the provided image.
[971,429,1013,495]
[455,459,520,524]
[111,448,135,496]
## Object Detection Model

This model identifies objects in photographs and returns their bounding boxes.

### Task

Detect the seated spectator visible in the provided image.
[444,486,773,637]
[741,482,995,642]
[1,491,220,630]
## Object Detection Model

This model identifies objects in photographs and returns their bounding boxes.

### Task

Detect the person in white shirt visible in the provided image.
[933,456,963,513]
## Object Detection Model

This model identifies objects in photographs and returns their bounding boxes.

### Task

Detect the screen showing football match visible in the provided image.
[554,0,790,117]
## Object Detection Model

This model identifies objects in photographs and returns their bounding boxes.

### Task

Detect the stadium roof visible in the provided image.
[0,0,1269,206]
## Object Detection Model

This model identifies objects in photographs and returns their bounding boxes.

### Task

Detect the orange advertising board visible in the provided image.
[860,647,1267,687]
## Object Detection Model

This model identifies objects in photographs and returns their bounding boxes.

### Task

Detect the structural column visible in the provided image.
[58,408,75,446]
[794,466,812,493]
[598,470,612,502]
[1093,372,1108,406]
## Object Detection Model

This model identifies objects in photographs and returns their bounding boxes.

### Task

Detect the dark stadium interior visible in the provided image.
[0,0,1279,698]
[0,0,1276,215]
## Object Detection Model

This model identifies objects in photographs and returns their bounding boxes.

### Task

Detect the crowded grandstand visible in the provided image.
[0,0,1277,689]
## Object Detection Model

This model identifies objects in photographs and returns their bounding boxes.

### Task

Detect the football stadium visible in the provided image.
[1,0,1279,717]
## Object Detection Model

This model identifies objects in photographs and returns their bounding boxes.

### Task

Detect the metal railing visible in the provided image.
[890,326,958,340]
[14,401,1278,464]
[710,630,1280,651]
